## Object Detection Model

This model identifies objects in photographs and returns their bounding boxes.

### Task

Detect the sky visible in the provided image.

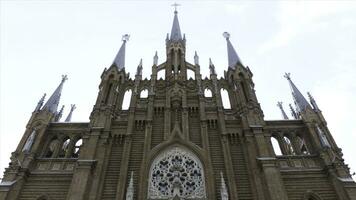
[1,1,355,179]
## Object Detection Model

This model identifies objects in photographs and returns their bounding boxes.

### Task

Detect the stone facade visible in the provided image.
[1,10,356,200]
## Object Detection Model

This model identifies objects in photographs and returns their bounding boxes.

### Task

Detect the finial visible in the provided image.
[34,93,46,112]
[136,59,143,76]
[153,51,158,65]
[277,101,289,120]
[209,58,216,75]
[122,34,130,42]
[209,58,214,66]
[223,32,230,40]
[171,2,181,13]
[194,51,199,65]
[65,104,76,122]
[284,72,291,80]
[307,92,320,111]
[289,103,298,119]
[61,74,68,83]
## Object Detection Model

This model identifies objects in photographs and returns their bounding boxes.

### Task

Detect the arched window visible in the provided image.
[140,89,148,98]
[44,137,59,158]
[72,138,83,158]
[204,88,212,98]
[157,69,165,80]
[271,137,282,156]
[187,69,195,80]
[148,147,206,199]
[122,89,132,110]
[284,136,295,155]
[296,136,309,155]
[220,89,231,109]
[58,137,70,158]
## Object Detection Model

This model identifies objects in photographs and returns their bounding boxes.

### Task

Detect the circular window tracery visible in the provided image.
[148,147,206,199]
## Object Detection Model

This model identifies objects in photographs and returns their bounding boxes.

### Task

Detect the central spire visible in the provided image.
[170,4,182,41]
[223,32,242,69]
[113,34,130,70]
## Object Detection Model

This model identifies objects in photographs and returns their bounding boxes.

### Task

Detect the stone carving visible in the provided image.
[148,147,206,199]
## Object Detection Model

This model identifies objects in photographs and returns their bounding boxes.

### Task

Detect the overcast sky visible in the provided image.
[1,1,355,179]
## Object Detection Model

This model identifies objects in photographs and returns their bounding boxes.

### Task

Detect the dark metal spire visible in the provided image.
[113,34,130,70]
[34,93,46,112]
[223,32,242,69]
[170,5,182,41]
[43,75,67,114]
[307,92,320,111]
[277,101,289,120]
[284,73,311,112]
[65,104,76,122]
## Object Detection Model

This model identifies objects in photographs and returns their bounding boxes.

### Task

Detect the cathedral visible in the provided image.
[1,8,356,200]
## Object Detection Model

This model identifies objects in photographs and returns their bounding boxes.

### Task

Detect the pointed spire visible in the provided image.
[43,75,67,114]
[220,172,229,200]
[65,104,76,122]
[307,92,320,111]
[54,105,65,122]
[223,32,242,69]
[153,51,158,65]
[170,7,182,41]
[284,73,311,112]
[113,34,130,70]
[289,103,299,119]
[136,59,143,76]
[209,58,216,75]
[126,171,134,200]
[194,51,199,65]
[277,101,289,120]
[34,93,46,112]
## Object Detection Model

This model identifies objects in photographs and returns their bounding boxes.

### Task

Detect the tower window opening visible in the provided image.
[104,83,113,104]
[140,89,148,98]
[72,138,83,158]
[58,137,70,158]
[44,137,59,158]
[284,136,295,155]
[157,69,165,80]
[271,137,282,156]
[204,88,212,98]
[122,89,132,110]
[187,69,195,80]
[220,89,231,109]
[296,136,309,155]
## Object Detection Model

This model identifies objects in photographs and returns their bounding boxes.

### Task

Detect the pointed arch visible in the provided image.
[283,136,295,155]
[122,89,132,110]
[204,88,212,98]
[220,89,231,109]
[271,137,283,156]
[157,69,165,80]
[187,68,195,80]
[44,137,60,158]
[72,138,82,158]
[296,135,310,155]
[140,89,148,98]
[58,137,70,158]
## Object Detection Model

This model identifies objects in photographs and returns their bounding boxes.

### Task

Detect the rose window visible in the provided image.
[148,147,206,199]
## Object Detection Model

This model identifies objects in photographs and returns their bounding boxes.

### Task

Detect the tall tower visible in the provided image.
[1,7,355,200]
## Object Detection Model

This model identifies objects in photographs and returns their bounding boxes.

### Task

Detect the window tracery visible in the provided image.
[148,147,206,199]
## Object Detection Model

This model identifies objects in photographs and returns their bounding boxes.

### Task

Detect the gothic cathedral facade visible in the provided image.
[1,10,356,200]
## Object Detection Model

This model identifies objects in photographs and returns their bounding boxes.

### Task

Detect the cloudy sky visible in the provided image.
[1,1,355,179]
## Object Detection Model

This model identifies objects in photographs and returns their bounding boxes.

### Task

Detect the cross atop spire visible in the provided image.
[223,32,242,69]
[284,73,311,112]
[170,6,183,41]
[171,2,180,13]
[43,75,67,114]
[113,34,130,70]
